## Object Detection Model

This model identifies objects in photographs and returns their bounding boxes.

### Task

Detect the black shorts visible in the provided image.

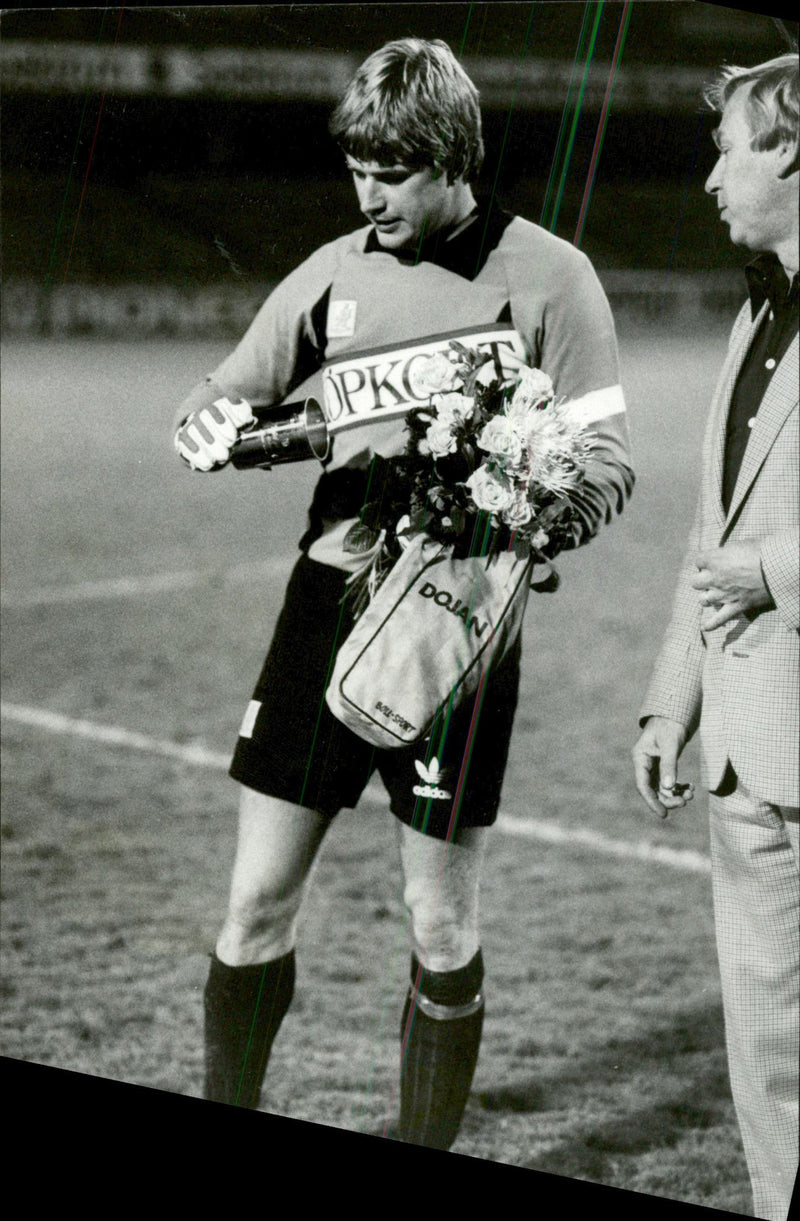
[229,554,521,841]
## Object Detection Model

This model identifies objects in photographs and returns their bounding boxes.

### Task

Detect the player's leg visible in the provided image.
[394,819,488,1149]
[379,642,520,1149]
[708,784,799,1221]
[204,784,330,1108]
[206,552,374,1107]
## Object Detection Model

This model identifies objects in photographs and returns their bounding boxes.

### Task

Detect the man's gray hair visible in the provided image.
[704,53,799,151]
[329,38,484,183]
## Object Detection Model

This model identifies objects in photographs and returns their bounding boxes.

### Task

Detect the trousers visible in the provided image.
[708,780,799,1221]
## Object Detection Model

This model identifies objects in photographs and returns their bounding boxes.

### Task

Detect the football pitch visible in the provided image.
[1,325,754,1214]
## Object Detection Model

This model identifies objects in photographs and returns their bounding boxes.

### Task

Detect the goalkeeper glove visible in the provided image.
[175,395,256,471]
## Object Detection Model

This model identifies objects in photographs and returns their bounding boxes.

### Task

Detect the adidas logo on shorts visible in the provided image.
[412,756,452,801]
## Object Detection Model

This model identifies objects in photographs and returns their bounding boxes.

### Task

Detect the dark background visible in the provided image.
[2,2,798,294]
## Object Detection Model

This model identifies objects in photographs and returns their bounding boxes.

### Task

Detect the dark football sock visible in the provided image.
[203,949,295,1108]
[398,949,485,1150]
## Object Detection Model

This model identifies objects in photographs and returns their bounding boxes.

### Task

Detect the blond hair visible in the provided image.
[704,53,799,151]
[329,38,484,183]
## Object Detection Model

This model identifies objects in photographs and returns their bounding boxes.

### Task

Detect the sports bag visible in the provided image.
[325,533,535,749]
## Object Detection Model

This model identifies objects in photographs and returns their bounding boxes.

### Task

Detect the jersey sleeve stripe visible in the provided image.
[564,384,627,426]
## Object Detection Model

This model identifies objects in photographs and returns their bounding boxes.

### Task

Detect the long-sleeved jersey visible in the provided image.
[191,198,634,570]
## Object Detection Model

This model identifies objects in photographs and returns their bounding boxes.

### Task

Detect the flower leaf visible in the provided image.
[537,496,571,526]
[342,522,381,554]
[409,506,431,533]
[449,506,466,534]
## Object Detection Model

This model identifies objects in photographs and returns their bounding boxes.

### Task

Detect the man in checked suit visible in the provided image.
[633,54,798,1221]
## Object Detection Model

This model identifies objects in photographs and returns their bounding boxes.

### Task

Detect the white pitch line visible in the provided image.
[1,701,711,875]
[496,813,711,875]
[0,557,293,609]
[0,702,230,769]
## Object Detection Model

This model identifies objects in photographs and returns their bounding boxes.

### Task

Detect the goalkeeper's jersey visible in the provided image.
[209,198,633,571]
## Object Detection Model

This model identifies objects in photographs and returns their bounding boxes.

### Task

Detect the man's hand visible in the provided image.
[632,716,695,819]
[175,396,256,471]
[691,541,773,630]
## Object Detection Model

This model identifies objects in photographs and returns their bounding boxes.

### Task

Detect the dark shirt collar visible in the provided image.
[363,195,513,279]
[745,252,799,317]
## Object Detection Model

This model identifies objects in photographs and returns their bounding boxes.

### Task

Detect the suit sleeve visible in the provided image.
[761,530,800,632]
[638,493,705,735]
[635,304,757,731]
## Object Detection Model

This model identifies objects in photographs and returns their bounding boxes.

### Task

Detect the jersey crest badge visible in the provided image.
[327,299,357,339]
[412,756,452,801]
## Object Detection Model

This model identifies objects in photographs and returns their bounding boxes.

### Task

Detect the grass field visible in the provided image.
[0,324,758,1214]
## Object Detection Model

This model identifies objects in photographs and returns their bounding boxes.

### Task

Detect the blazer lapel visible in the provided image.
[707,302,761,533]
[723,331,799,534]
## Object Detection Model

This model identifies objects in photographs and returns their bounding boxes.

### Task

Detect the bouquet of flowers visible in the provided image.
[342,341,596,613]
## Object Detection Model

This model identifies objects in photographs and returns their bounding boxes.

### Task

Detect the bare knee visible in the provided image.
[402,878,479,970]
[217,881,302,966]
[398,824,486,970]
[216,787,328,966]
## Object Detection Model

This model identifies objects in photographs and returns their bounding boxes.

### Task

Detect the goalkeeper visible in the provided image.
[175,37,634,1149]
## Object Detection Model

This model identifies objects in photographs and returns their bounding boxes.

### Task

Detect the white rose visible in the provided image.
[466,465,515,514]
[426,419,458,458]
[477,416,524,465]
[434,392,475,425]
[501,494,534,528]
[408,351,461,399]
[511,367,554,412]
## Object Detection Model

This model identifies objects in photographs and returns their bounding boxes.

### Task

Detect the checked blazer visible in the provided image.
[642,298,799,807]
